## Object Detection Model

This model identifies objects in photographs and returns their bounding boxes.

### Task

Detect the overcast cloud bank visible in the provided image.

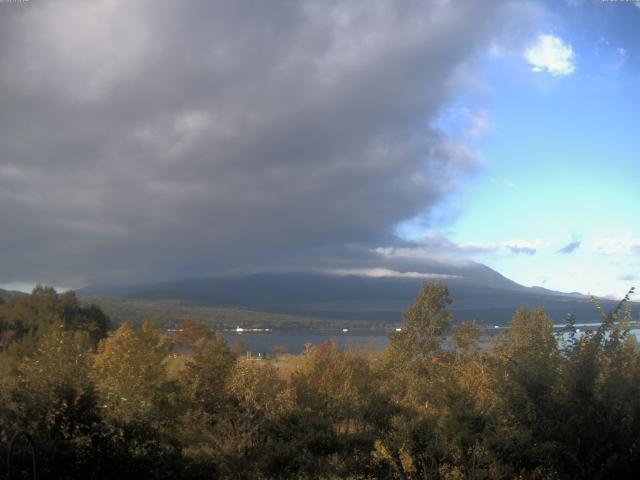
[0,0,510,287]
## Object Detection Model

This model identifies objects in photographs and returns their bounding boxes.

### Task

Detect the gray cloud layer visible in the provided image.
[0,0,507,286]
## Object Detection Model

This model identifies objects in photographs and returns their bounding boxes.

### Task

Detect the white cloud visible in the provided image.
[593,236,640,256]
[503,239,543,255]
[374,236,546,261]
[373,237,497,261]
[524,34,575,76]
[330,268,461,280]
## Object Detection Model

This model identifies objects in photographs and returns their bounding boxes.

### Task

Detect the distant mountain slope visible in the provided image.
[79,266,635,326]
[0,289,10,303]
[82,259,528,297]
[0,288,22,303]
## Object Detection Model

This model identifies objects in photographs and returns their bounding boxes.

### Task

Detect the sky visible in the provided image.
[0,0,638,298]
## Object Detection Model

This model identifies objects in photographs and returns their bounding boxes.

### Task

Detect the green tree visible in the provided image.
[58,290,111,345]
[0,286,110,349]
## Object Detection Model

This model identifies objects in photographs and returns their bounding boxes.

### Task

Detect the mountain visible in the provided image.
[79,263,634,327]
[82,260,526,297]
[0,288,22,303]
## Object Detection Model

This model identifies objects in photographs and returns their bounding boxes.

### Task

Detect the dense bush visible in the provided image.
[0,284,638,479]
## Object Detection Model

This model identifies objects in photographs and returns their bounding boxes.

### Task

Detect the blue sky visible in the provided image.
[399,0,640,297]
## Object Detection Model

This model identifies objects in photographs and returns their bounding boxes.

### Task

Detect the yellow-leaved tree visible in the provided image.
[92,321,181,477]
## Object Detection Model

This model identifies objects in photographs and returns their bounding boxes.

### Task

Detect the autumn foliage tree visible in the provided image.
[1,283,640,479]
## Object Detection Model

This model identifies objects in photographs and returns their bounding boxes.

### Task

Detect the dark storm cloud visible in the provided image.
[556,240,581,255]
[0,0,508,286]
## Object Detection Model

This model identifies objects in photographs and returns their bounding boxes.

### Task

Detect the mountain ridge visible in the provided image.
[74,263,636,327]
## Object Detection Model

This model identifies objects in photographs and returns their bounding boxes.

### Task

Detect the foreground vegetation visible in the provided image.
[0,283,638,479]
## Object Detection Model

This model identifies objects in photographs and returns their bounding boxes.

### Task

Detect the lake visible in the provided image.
[220,323,640,356]
[220,328,391,355]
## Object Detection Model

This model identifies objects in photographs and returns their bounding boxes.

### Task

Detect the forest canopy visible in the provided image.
[0,283,639,479]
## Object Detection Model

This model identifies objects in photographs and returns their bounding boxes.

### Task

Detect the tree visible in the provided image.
[287,341,383,478]
[176,336,237,476]
[92,322,182,478]
[58,290,111,345]
[93,322,174,425]
[390,281,453,357]
[488,307,561,476]
[215,360,287,478]
[0,286,59,339]
[173,319,215,353]
[0,322,102,478]
[182,336,237,416]
[0,286,110,349]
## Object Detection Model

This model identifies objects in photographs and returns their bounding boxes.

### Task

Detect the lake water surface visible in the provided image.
[220,323,640,356]
[221,329,391,355]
